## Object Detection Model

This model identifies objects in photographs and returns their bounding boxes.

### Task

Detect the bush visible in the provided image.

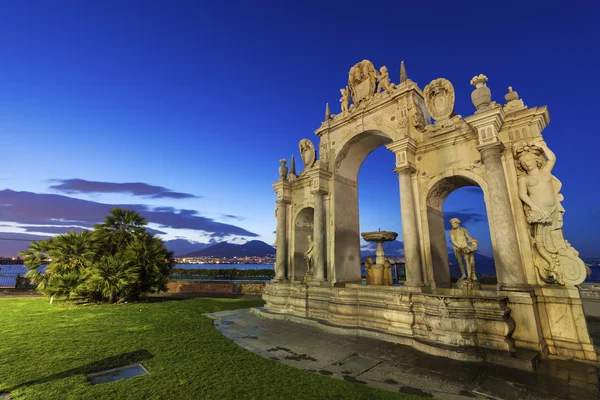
[20,208,174,303]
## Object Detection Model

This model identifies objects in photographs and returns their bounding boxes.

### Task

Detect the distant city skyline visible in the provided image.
[0,2,598,258]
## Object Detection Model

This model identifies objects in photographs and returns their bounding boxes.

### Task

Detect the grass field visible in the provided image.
[0,297,420,400]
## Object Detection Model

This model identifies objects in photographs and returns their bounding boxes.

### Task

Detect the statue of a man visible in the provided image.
[304,235,314,275]
[449,218,478,281]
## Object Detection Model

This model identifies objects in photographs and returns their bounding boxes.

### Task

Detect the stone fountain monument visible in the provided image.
[256,60,595,369]
[361,231,397,285]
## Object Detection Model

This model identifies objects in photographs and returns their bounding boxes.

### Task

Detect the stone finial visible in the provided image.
[470,74,491,112]
[278,159,288,181]
[288,155,298,181]
[400,61,407,84]
[505,86,519,103]
[325,103,331,121]
[503,86,526,114]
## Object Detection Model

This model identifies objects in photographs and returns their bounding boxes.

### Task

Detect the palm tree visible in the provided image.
[125,233,174,298]
[87,254,139,303]
[21,238,53,286]
[20,231,97,301]
[94,208,148,254]
[44,230,98,276]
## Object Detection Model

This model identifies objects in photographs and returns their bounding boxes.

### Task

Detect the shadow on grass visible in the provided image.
[2,349,154,393]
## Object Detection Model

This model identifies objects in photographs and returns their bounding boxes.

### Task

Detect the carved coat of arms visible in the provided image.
[424,78,455,121]
[299,138,316,170]
[348,60,377,104]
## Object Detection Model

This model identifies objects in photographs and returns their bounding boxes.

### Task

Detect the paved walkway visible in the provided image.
[205,308,599,400]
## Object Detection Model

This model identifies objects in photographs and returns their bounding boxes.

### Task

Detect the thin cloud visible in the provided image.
[18,225,90,234]
[49,179,199,199]
[0,189,258,239]
[220,214,246,221]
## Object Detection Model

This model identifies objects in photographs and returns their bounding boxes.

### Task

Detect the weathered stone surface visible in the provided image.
[270,59,596,364]
[206,308,599,400]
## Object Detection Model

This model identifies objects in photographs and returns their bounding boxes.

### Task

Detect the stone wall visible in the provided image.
[166,280,265,295]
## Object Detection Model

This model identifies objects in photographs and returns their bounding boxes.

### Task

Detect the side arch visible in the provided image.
[292,207,314,281]
[420,169,494,288]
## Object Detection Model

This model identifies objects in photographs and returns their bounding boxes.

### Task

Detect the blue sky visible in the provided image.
[0,1,598,258]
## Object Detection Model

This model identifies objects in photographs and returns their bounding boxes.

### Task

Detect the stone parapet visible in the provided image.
[263,282,523,367]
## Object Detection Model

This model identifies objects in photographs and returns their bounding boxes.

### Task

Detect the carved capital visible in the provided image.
[386,138,418,171]
[273,180,292,203]
[393,166,416,175]
[477,141,505,160]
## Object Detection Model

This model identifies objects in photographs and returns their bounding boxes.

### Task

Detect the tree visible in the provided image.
[87,254,140,303]
[94,207,148,255]
[125,233,174,299]
[20,208,174,303]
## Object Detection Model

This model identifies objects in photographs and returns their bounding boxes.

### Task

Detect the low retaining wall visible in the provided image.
[166,280,266,295]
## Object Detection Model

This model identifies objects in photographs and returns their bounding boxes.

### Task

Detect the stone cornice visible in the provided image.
[305,165,333,194]
[416,123,476,154]
[464,106,505,132]
[500,106,550,134]
[315,81,424,137]
[386,137,418,154]
[272,179,292,203]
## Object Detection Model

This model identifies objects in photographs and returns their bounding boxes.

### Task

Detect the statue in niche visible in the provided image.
[376,66,395,93]
[515,141,587,285]
[449,218,478,283]
[303,235,314,281]
[340,87,350,113]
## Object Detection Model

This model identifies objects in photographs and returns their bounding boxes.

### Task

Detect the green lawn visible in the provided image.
[0,297,420,400]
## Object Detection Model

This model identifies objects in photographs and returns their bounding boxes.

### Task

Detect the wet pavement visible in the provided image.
[205,308,600,400]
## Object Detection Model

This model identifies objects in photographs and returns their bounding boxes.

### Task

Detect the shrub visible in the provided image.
[20,208,174,303]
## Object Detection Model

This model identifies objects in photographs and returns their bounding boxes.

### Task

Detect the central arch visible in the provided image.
[330,129,395,284]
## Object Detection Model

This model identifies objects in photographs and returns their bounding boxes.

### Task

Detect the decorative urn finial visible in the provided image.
[278,159,288,181]
[505,86,519,102]
[470,74,491,112]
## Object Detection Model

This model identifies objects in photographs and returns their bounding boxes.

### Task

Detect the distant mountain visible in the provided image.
[182,240,275,258]
[164,239,210,256]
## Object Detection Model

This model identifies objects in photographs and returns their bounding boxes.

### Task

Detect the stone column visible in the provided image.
[273,200,289,282]
[311,190,326,282]
[477,142,526,289]
[395,167,425,288]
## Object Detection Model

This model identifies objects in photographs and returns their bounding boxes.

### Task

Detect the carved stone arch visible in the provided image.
[422,169,491,288]
[334,126,397,181]
[425,169,489,211]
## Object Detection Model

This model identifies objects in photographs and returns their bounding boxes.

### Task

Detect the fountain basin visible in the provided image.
[361,231,398,242]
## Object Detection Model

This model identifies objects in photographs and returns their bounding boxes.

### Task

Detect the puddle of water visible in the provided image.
[87,363,149,385]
